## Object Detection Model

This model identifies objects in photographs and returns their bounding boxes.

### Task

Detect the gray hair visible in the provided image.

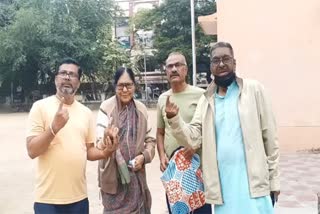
[210,41,234,58]
[166,52,187,65]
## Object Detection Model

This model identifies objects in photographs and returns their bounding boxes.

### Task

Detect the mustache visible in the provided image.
[170,74,180,78]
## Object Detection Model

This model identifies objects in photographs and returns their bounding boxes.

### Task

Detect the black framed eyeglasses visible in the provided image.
[57,70,79,79]
[117,82,134,90]
[211,56,233,65]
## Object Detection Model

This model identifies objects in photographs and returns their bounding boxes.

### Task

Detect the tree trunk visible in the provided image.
[89,73,97,100]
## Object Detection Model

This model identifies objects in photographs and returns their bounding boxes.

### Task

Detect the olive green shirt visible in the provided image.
[157,85,204,157]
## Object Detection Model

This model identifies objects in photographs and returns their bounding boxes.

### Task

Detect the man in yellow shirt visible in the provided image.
[26,58,117,214]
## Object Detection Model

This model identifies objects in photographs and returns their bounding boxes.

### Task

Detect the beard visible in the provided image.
[214,71,236,88]
[62,88,74,94]
[58,86,76,98]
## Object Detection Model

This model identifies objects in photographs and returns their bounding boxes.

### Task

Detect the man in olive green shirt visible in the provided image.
[156,52,211,214]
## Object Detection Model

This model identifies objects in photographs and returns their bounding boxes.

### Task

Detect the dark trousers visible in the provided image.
[34,198,89,214]
[166,194,212,214]
[271,192,277,207]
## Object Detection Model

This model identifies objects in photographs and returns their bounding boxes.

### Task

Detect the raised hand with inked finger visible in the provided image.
[101,117,119,157]
[165,95,179,119]
[51,97,69,135]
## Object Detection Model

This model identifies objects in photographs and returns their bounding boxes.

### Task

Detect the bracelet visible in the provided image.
[49,124,56,137]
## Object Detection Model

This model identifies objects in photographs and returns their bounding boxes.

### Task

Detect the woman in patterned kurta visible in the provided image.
[96,67,156,214]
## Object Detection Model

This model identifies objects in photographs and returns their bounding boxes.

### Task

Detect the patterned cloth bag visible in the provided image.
[160,148,206,214]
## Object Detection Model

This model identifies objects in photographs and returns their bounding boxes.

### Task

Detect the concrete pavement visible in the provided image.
[0,111,319,213]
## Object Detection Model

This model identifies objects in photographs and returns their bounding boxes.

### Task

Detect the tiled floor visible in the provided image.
[275,153,320,213]
[146,152,320,214]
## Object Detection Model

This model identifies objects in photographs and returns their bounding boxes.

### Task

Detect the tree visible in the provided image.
[0,1,17,28]
[131,0,216,84]
[0,6,45,94]
[0,0,128,98]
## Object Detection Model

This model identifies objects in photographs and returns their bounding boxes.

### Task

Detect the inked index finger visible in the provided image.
[107,117,113,128]
[58,97,65,111]
[113,127,119,136]
[166,95,171,106]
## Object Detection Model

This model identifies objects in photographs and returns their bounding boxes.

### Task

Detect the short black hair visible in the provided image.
[210,41,234,58]
[114,67,135,85]
[56,58,82,80]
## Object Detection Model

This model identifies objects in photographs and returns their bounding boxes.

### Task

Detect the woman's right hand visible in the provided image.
[102,125,119,157]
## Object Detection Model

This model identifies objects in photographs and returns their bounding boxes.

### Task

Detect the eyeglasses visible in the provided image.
[57,70,79,79]
[117,82,134,90]
[166,62,186,70]
[211,56,233,65]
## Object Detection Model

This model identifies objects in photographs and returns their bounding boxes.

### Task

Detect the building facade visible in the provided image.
[216,0,320,151]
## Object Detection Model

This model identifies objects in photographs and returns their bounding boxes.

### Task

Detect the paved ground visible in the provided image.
[0,110,319,213]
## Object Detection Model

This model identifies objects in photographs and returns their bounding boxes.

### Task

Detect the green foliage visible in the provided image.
[130,9,155,32]
[0,1,17,28]
[132,0,217,84]
[0,0,128,95]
